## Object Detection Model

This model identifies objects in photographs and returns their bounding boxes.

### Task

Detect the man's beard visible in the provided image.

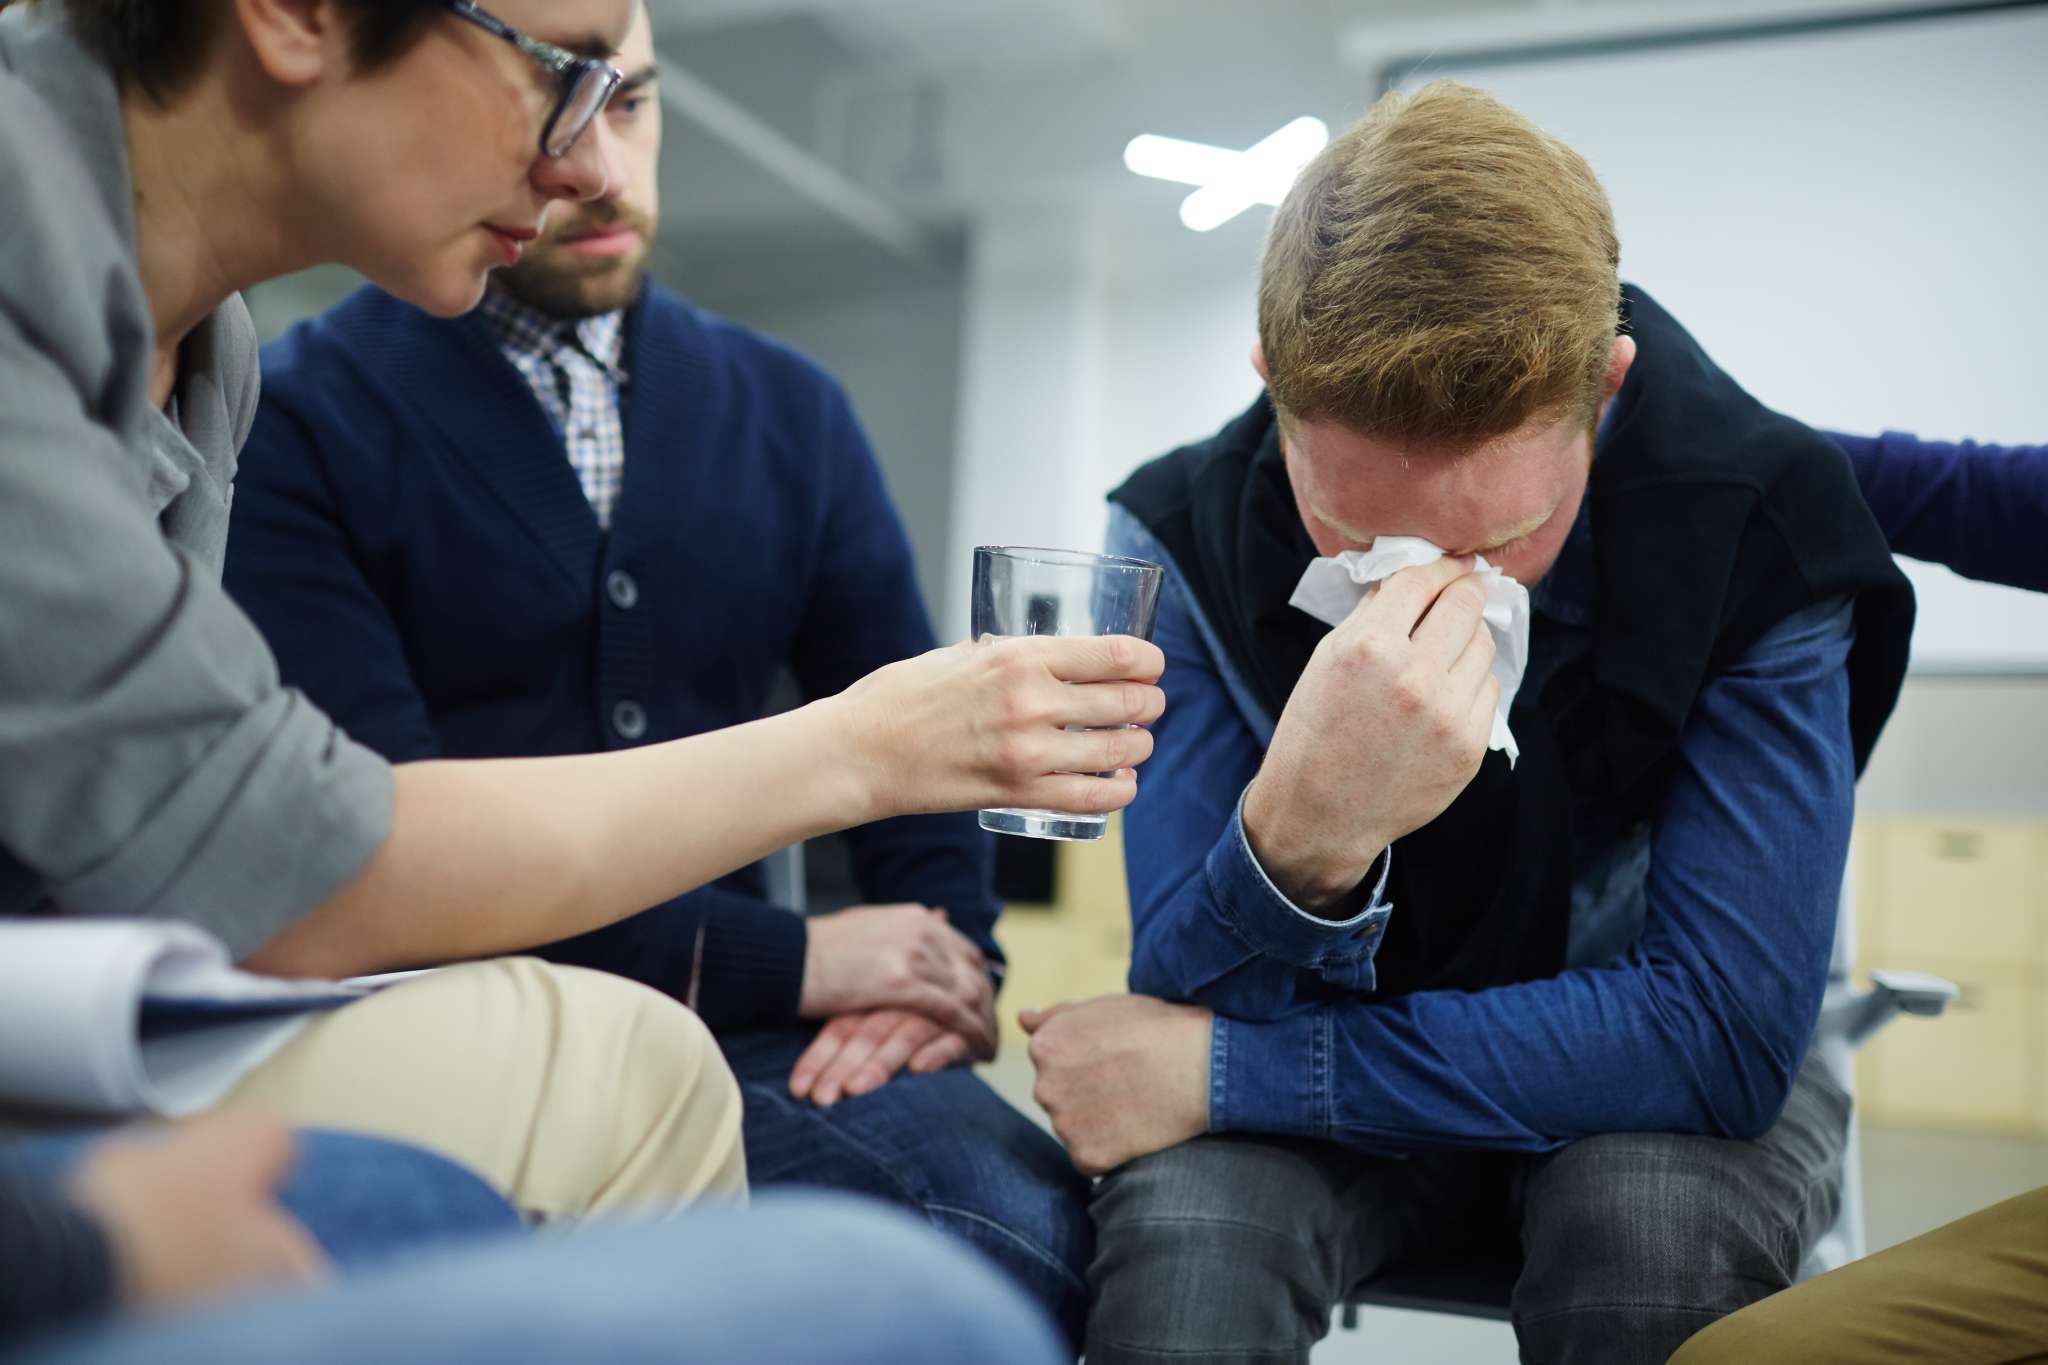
[494,205,655,320]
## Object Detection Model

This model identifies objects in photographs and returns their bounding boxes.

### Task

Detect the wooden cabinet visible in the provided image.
[1869,821,2047,969]
[1858,959,2037,1133]
[1856,819,2048,1135]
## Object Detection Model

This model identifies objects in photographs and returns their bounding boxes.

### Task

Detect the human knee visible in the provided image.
[924,1090,1091,1348]
[1088,1139,1337,1359]
[1514,1139,1768,1365]
[282,1130,520,1268]
[1518,1134,1797,1325]
[904,1071,1092,1264]
[501,959,746,1204]
[515,959,738,1107]
[609,972,735,1106]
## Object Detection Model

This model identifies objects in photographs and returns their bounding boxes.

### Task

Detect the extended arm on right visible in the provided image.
[1832,429,2048,593]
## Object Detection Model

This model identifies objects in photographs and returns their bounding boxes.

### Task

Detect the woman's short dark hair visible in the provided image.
[64,0,437,102]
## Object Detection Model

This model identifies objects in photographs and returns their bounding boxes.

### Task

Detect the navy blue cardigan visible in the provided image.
[225,283,999,1032]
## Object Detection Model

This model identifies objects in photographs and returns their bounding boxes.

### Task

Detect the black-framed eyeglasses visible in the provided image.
[442,0,624,158]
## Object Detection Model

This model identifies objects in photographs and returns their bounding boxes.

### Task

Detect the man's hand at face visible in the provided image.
[789,1007,987,1107]
[66,1114,327,1311]
[798,903,998,1058]
[1022,995,1212,1177]
[1244,556,1500,913]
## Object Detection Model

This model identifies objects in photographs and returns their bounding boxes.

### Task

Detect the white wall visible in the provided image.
[1396,5,2048,671]
[945,4,2048,665]
[943,202,1271,635]
[1088,242,1266,505]
[944,208,1109,636]
[244,264,367,343]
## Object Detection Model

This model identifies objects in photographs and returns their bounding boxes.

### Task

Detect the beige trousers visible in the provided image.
[219,958,746,1221]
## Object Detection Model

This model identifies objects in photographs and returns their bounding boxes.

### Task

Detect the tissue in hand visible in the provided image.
[1287,537,1531,765]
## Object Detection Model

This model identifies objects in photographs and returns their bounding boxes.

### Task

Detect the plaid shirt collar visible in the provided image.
[477,286,628,383]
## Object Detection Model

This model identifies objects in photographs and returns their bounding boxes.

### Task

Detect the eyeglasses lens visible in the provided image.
[544,67,617,157]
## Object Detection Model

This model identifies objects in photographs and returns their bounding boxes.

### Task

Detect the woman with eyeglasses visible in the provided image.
[0,1,1150,1359]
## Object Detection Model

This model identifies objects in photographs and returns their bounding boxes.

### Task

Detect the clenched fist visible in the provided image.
[1022,995,1211,1177]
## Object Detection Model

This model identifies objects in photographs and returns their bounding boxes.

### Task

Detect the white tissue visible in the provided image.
[1287,536,1531,765]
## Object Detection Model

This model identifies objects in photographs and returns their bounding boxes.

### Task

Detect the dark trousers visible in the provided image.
[719,1025,1092,1352]
[1086,1056,1850,1365]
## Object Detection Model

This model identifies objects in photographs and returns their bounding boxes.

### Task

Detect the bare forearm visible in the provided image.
[243,633,1166,978]
[246,701,875,977]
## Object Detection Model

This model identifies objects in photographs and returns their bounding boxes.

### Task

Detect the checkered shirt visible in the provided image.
[479,288,630,528]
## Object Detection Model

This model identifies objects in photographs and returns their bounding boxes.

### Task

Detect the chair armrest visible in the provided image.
[1869,968,1962,1017]
[760,843,808,915]
[1818,969,1959,1050]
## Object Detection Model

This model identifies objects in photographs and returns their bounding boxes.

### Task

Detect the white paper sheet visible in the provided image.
[0,920,399,1118]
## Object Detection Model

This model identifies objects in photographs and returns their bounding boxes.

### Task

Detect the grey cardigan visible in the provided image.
[0,6,393,956]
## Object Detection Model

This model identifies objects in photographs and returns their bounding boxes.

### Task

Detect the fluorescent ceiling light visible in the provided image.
[1122,116,1331,232]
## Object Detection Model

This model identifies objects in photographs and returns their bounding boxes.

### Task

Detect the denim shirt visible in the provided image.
[1108,477,1857,1153]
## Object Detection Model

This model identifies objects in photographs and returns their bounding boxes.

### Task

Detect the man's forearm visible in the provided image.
[1130,793,1391,1014]
[1241,771,1391,916]
[1209,954,1812,1153]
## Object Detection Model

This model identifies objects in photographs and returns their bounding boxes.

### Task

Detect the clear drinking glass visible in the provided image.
[971,545,1165,841]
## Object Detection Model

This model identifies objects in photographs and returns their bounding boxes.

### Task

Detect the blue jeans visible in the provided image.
[9,1128,521,1271]
[721,1024,1091,1349]
[16,1193,1066,1365]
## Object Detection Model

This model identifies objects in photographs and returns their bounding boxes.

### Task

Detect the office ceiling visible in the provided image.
[640,0,1944,290]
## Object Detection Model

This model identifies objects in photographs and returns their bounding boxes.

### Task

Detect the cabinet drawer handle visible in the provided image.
[1933,831,1983,861]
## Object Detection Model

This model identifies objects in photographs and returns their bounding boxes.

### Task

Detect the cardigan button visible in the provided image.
[612,699,649,741]
[606,570,640,611]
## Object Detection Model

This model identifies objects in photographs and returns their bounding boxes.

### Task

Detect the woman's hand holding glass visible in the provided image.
[828,634,1166,824]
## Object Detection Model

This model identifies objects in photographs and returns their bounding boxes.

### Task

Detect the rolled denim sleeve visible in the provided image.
[1107,507,1390,1023]
[1207,791,1391,969]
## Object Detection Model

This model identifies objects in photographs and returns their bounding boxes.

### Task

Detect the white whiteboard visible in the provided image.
[1400,5,2048,672]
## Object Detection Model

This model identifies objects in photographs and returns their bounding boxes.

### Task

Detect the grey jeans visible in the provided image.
[1085,1056,1850,1365]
